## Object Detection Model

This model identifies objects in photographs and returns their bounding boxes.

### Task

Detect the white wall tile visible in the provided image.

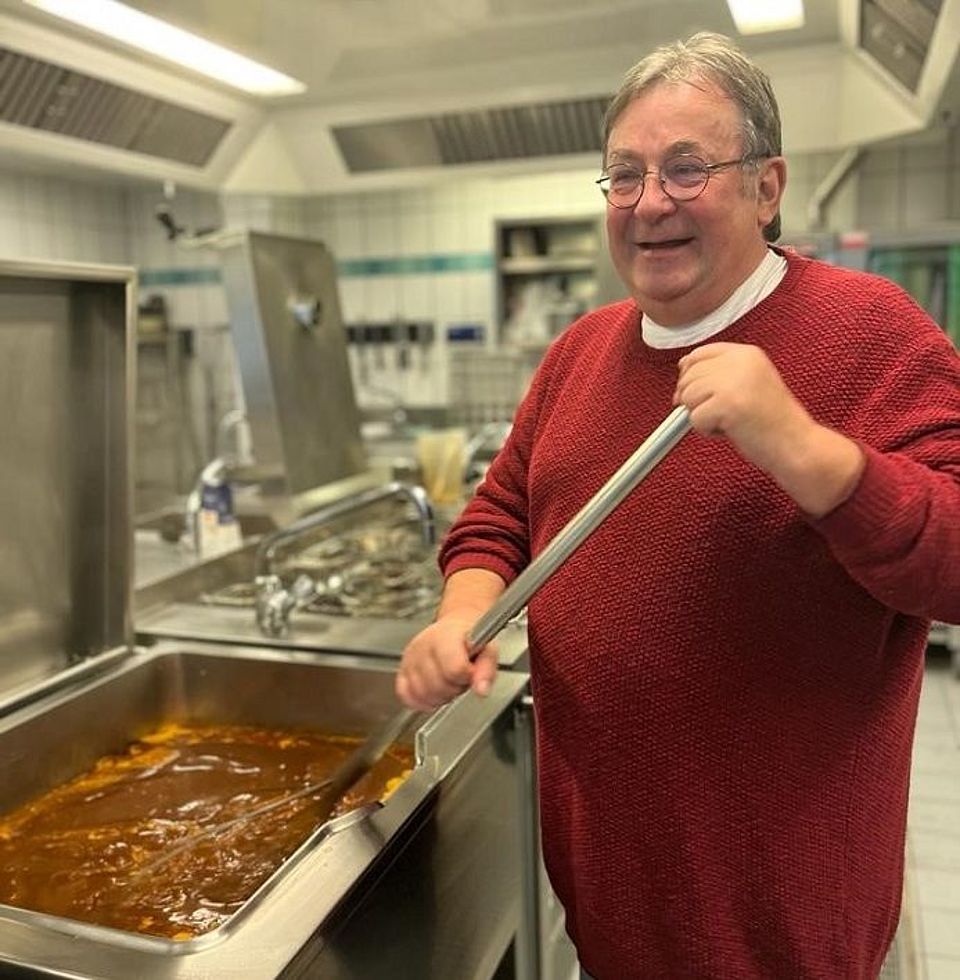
[198,286,229,328]
[365,276,403,319]
[337,279,364,321]
[433,275,467,323]
[431,207,464,248]
[399,275,434,317]
[920,907,960,957]
[904,169,950,227]
[0,128,958,418]
[397,209,432,255]
[925,956,960,980]
[858,173,901,229]
[334,209,364,256]
[462,271,495,322]
[911,831,960,872]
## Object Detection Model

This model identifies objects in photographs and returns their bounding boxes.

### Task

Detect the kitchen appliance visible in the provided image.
[217,230,370,521]
[0,258,530,979]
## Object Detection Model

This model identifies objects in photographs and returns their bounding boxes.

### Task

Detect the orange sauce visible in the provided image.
[0,722,413,939]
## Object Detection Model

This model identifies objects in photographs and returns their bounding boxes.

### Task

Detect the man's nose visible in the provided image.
[632,174,676,217]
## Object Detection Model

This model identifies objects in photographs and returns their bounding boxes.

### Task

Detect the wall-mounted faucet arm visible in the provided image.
[254,481,435,580]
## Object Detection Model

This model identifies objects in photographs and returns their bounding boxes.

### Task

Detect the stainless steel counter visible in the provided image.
[137,599,529,667]
[134,531,204,589]
[133,522,530,668]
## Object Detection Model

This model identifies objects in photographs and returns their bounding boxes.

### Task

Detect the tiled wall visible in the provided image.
[238,171,606,410]
[0,165,130,264]
[1,130,958,428]
[0,169,239,503]
[857,128,960,231]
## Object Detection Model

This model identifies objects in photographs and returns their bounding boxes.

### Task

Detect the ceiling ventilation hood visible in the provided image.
[0,45,232,167]
[331,95,610,173]
[859,0,943,92]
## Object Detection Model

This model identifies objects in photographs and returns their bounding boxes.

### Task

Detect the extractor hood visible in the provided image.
[332,95,610,173]
[0,45,231,167]
[0,11,264,188]
[2,1,960,196]
[860,0,944,92]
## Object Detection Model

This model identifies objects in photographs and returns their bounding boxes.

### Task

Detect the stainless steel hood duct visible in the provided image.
[217,231,368,505]
[860,0,944,92]
[807,146,863,229]
[0,45,231,167]
[332,95,609,172]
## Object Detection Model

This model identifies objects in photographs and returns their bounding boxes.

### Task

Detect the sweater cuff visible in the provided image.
[810,443,918,553]
[443,553,520,586]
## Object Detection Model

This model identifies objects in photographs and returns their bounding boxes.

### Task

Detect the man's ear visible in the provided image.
[757,156,787,229]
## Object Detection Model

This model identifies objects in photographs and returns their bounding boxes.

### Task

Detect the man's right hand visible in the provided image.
[395,615,500,711]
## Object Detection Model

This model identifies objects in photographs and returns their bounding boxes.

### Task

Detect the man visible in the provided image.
[396,32,960,979]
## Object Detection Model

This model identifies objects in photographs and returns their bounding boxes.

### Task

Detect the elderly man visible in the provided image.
[397,32,960,979]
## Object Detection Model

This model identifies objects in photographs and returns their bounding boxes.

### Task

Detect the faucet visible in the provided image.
[254,481,435,638]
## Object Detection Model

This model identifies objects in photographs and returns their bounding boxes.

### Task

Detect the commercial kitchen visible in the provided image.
[0,1,959,978]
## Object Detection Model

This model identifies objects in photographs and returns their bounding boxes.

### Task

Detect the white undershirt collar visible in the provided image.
[642,248,787,350]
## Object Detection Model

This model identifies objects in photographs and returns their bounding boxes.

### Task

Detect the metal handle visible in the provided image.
[465,405,691,656]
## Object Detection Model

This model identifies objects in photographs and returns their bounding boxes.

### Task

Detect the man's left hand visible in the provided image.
[675,342,809,470]
[674,342,865,517]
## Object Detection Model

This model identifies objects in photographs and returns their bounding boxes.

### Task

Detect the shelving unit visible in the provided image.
[494,216,603,350]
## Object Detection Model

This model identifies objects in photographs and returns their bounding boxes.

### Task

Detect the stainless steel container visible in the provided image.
[0,641,528,979]
[218,231,368,512]
[0,258,134,705]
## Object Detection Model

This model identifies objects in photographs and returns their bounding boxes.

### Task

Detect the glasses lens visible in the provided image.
[601,170,642,207]
[662,156,708,199]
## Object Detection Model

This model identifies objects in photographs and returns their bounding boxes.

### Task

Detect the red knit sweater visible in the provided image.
[441,251,960,979]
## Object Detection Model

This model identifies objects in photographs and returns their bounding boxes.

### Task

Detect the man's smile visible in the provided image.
[634,236,694,254]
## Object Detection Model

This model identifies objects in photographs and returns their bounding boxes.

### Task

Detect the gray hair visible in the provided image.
[602,32,782,241]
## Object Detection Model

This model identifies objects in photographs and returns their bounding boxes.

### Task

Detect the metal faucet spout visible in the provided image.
[253,481,435,638]
[254,481,435,579]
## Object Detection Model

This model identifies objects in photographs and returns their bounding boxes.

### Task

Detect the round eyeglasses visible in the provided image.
[596,154,757,208]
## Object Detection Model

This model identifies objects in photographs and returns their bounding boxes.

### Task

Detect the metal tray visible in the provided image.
[0,641,528,978]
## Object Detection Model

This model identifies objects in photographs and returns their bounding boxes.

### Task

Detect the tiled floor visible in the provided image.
[902,646,960,979]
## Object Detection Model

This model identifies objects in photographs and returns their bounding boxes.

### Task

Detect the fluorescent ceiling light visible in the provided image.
[726,0,805,34]
[22,0,306,96]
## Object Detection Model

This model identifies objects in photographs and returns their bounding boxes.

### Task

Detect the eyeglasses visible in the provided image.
[596,154,758,208]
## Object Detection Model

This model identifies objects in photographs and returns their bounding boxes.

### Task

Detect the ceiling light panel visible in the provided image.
[726,0,805,34]
[22,0,306,96]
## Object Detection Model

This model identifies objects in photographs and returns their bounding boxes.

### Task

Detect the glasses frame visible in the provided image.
[596,154,761,209]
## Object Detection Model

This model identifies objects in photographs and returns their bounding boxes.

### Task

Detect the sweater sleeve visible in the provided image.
[811,296,960,623]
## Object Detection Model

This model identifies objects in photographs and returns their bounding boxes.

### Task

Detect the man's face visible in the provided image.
[604,80,784,326]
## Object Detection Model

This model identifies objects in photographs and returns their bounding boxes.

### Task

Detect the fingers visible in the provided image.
[674,342,759,437]
[396,670,451,712]
[395,621,500,711]
[470,643,499,697]
[396,648,468,711]
[673,366,726,437]
[677,342,732,371]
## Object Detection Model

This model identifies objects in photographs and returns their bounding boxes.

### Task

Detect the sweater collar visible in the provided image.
[631,247,809,365]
